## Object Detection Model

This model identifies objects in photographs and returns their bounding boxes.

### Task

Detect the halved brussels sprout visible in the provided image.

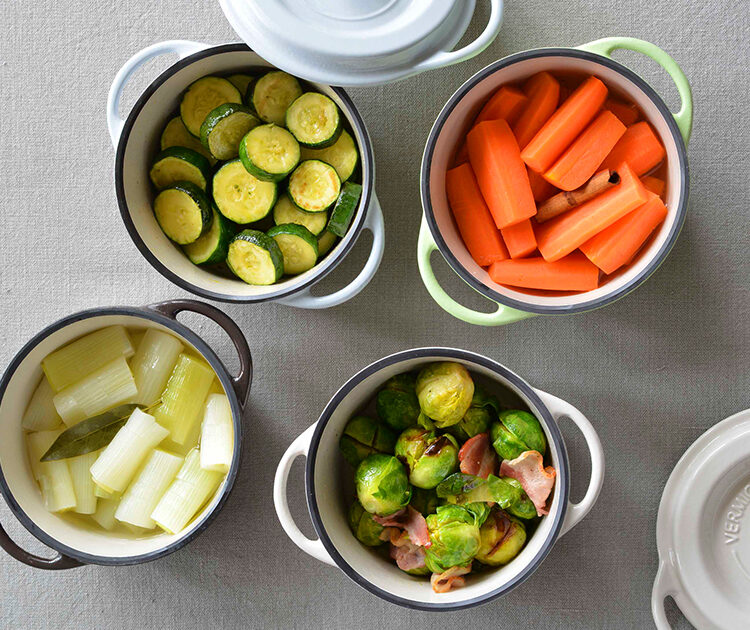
[376,374,421,431]
[410,487,440,516]
[339,415,397,468]
[490,410,546,461]
[348,500,385,546]
[436,472,522,509]
[355,454,411,516]
[504,478,538,520]
[424,505,481,573]
[446,386,500,442]
[395,427,459,489]
[475,509,527,566]
[415,362,475,429]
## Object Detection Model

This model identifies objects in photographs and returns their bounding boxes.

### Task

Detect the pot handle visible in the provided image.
[273,423,336,566]
[576,37,693,144]
[276,192,385,309]
[147,299,252,407]
[0,523,82,570]
[533,389,605,536]
[413,0,504,73]
[107,40,211,147]
[651,559,684,629]
[417,217,532,326]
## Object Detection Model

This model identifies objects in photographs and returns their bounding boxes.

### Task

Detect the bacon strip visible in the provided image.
[499,450,556,516]
[373,506,430,547]
[458,432,498,479]
[430,563,472,593]
[390,541,427,572]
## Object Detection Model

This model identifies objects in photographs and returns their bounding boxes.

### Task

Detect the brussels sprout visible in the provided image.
[504,478,538,520]
[410,487,440,516]
[463,502,491,527]
[490,410,546,460]
[376,374,421,431]
[395,427,459,489]
[424,505,481,573]
[446,386,500,442]
[475,509,527,566]
[415,362,475,429]
[348,500,385,546]
[436,473,522,509]
[339,415,397,468]
[355,454,411,516]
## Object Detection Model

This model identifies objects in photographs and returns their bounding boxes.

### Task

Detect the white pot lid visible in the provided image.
[218,0,503,86]
[653,408,750,629]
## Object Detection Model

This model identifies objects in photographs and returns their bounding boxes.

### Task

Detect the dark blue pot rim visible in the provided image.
[114,42,374,304]
[305,348,570,611]
[0,306,244,566]
[421,47,690,315]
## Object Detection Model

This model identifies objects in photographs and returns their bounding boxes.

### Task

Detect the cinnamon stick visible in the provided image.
[536,170,620,223]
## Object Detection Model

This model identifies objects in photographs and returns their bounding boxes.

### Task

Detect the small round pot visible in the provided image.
[108,41,384,309]
[273,348,604,610]
[0,299,251,569]
[418,37,693,326]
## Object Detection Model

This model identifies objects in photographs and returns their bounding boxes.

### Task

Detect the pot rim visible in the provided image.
[0,305,243,565]
[421,46,690,315]
[304,347,570,610]
[114,42,374,304]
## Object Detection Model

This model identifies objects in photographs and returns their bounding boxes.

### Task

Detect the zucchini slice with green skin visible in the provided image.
[227,229,284,285]
[288,160,341,213]
[227,74,254,95]
[212,160,277,224]
[154,182,212,245]
[327,181,362,237]
[251,71,302,126]
[300,130,359,182]
[160,117,216,164]
[183,207,236,265]
[200,103,260,160]
[239,124,300,182]
[180,76,241,137]
[149,147,212,191]
[286,92,342,148]
[317,230,338,257]
[273,195,327,236]
[267,224,319,275]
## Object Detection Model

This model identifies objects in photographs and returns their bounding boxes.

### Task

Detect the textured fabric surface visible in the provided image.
[0,1,748,628]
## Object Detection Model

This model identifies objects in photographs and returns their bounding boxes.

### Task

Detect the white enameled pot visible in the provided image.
[273,348,604,610]
[107,41,384,309]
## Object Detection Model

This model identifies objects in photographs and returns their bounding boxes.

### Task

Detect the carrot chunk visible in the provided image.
[501,219,537,258]
[580,193,668,274]
[512,72,560,149]
[601,121,666,176]
[641,175,665,197]
[604,98,639,126]
[543,110,626,191]
[535,162,649,262]
[445,163,509,266]
[521,76,608,173]
[527,167,558,202]
[489,252,599,291]
[467,119,537,229]
[475,86,528,126]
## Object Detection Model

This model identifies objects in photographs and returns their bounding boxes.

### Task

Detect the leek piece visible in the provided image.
[68,451,100,514]
[27,430,77,512]
[22,376,64,432]
[129,329,183,405]
[27,429,63,480]
[130,329,147,352]
[199,394,234,473]
[94,484,115,499]
[53,357,137,426]
[151,448,223,534]
[153,354,214,445]
[207,379,225,396]
[90,408,169,493]
[91,496,119,530]
[42,326,134,392]
[115,449,183,528]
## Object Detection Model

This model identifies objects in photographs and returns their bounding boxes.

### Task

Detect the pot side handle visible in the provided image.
[417,217,532,326]
[533,389,605,536]
[576,37,693,145]
[0,524,82,570]
[277,192,385,309]
[651,559,684,629]
[107,40,211,147]
[273,423,336,566]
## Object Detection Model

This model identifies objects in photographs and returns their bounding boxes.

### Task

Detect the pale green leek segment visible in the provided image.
[27,429,76,512]
[68,450,100,514]
[92,496,120,530]
[199,394,234,473]
[21,376,63,432]
[129,329,184,406]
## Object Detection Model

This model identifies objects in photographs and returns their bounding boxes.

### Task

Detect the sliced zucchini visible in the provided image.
[154,182,212,245]
[183,207,236,265]
[180,76,241,137]
[317,230,338,256]
[273,195,327,236]
[212,160,277,224]
[161,117,216,164]
[327,181,362,237]
[300,130,358,182]
[288,160,341,212]
[251,71,302,126]
[239,124,300,182]
[227,74,254,95]
[267,224,318,275]
[286,92,342,148]
[200,103,260,160]
[149,147,212,190]
[227,229,284,285]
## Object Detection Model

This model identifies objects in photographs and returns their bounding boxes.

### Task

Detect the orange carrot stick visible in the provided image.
[475,86,529,126]
[641,175,665,197]
[535,162,649,262]
[604,98,639,126]
[489,251,599,291]
[512,72,560,149]
[521,76,608,173]
[601,121,666,176]
[454,141,469,166]
[580,193,668,274]
[445,163,509,266]
[467,119,537,229]
[527,167,558,202]
[543,110,626,191]
[501,219,537,258]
